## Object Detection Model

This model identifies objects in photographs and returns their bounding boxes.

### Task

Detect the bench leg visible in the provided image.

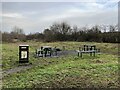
[50,51,52,56]
[55,51,57,56]
[40,51,43,57]
[94,52,95,57]
[78,52,79,57]
[45,52,47,57]
[90,52,92,56]
[80,52,82,57]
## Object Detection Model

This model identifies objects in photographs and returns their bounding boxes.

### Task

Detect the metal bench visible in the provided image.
[76,45,100,57]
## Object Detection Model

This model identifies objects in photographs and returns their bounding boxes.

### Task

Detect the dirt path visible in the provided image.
[3,64,32,75]
[2,64,32,79]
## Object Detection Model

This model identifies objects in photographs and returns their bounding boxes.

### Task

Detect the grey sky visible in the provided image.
[1,0,119,34]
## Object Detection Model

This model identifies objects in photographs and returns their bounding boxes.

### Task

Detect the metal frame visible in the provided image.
[36,46,58,57]
[77,45,100,57]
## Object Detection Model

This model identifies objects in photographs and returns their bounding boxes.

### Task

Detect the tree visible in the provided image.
[43,29,54,42]
[49,22,71,41]
[10,26,26,41]
[71,25,79,41]
[12,26,24,34]
[60,22,71,35]
[26,32,44,41]
[2,23,119,43]
[109,25,115,32]
[2,32,12,42]
[50,22,71,35]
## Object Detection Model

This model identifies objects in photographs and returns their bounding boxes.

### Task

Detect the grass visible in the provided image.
[2,41,118,70]
[3,54,119,88]
[1,41,119,88]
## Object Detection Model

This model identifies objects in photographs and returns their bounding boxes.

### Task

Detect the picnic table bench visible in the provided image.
[76,45,100,57]
[35,46,58,57]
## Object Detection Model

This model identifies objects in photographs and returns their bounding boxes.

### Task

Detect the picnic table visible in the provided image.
[76,45,100,57]
[36,46,58,57]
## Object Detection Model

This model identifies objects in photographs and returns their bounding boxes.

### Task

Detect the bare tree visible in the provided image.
[12,26,24,35]
[11,26,26,41]
[50,22,71,35]
[109,25,115,32]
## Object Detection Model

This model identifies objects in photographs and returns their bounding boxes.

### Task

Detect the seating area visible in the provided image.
[35,46,60,57]
[76,45,100,57]
[35,45,100,58]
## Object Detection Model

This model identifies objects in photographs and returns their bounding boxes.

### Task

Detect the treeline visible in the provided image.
[2,22,119,43]
[2,26,26,42]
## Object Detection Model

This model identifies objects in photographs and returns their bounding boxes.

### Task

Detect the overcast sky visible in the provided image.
[1,0,119,34]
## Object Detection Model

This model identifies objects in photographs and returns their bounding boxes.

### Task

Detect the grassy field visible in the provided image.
[1,41,119,88]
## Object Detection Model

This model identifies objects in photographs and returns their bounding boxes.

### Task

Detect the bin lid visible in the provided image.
[19,45,29,46]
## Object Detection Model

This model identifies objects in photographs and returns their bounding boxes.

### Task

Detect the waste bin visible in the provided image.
[19,45,29,63]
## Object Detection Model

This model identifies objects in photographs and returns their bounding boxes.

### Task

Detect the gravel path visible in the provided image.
[3,64,32,75]
[2,64,32,79]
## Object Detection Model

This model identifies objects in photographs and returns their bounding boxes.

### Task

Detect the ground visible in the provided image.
[1,41,119,88]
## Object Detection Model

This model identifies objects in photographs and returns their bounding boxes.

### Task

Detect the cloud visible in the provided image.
[1,0,119,2]
[2,13,24,18]
[2,1,118,34]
